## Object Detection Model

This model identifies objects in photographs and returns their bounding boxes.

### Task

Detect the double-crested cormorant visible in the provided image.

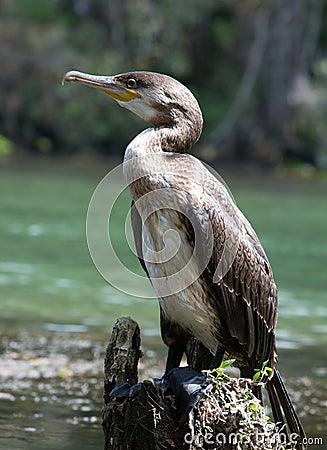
[63,70,305,447]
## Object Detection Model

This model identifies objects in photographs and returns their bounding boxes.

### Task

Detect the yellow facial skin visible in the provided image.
[100,87,141,102]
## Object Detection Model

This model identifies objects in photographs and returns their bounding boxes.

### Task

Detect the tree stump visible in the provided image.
[102,316,293,450]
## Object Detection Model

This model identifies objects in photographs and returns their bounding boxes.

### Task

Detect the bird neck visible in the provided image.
[124,117,202,161]
[123,117,202,187]
[158,103,203,153]
[155,124,199,153]
[124,128,161,161]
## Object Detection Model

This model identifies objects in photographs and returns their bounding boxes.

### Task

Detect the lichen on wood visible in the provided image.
[187,374,293,449]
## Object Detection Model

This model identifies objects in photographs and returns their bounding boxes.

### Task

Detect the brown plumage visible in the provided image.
[63,69,306,448]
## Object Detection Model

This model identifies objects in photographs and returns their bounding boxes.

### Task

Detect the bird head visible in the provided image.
[62,70,203,137]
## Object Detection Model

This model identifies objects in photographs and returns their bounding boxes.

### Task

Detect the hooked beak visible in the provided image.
[62,70,141,102]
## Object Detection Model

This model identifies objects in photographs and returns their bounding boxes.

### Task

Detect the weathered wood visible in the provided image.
[102,316,143,449]
[103,315,141,390]
[102,317,293,450]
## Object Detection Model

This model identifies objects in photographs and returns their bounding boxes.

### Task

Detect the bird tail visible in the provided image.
[266,368,306,449]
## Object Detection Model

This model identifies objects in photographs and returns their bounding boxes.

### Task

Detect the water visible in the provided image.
[0,160,326,449]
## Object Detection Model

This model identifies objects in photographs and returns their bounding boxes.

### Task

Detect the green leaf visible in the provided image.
[253,371,261,381]
[250,403,260,412]
[262,360,269,369]
[243,387,252,400]
[219,358,236,369]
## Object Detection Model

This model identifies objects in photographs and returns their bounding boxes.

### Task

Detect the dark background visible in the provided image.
[1,0,327,170]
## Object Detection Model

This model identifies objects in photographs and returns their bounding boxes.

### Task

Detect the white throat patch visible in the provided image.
[117,98,156,123]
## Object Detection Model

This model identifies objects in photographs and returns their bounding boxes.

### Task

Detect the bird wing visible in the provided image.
[205,202,277,366]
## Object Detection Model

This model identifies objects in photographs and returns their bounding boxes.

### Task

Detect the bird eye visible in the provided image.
[126,78,137,89]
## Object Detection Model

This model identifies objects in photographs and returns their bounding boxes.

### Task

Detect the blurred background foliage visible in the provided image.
[1,0,327,168]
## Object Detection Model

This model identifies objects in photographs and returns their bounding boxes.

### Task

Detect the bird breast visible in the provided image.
[141,207,219,354]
